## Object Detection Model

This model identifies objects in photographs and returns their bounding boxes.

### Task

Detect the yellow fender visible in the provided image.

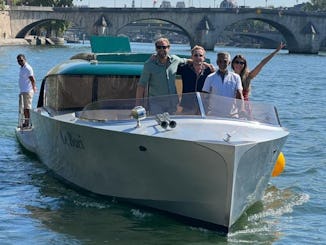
[272,152,286,177]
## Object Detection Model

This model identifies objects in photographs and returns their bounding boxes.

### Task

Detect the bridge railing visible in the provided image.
[9,6,54,11]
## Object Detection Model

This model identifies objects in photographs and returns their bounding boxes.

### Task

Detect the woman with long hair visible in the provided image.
[231,42,285,101]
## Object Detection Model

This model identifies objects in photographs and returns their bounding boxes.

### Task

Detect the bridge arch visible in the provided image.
[15,19,59,38]
[15,17,90,42]
[116,18,193,46]
[249,17,298,50]
[204,14,299,52]
[15,18,79,38]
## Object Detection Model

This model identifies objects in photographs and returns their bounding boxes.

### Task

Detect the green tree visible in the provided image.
[16,0,73,7]
[0,0,5,10]
[304,0,326,11]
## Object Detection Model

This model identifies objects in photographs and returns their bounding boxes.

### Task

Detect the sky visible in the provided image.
[73,0,306,8]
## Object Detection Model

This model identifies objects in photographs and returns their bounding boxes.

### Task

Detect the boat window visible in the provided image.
[43,74,139,111]
[44,75,94,111]
[199,93,281,126]
[97,75,138,100]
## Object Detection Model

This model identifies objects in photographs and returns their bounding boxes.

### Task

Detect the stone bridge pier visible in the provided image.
[193,30,219,51]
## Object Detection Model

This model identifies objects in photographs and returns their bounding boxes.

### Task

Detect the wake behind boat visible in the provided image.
[15,36,289,232]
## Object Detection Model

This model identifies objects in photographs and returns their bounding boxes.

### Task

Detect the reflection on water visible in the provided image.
[22,166,309,244]
[26,171,229,244]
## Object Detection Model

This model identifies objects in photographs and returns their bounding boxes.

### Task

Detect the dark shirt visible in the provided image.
[177,63,213,111]
[177,63,212,93]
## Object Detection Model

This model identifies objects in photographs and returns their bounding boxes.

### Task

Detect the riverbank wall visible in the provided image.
[0,10,29,45]
[0,10,12,40]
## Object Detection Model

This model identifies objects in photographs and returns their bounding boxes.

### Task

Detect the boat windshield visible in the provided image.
[76,92,282,126]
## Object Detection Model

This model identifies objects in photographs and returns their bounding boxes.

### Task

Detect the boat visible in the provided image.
[66,37,81,44]
[15,36,289,232]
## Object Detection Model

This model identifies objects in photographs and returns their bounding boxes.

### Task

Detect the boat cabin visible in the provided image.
[37,36,186,113]
[37,57,146,112]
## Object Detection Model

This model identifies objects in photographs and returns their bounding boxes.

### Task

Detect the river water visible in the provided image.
[0,42,325,244]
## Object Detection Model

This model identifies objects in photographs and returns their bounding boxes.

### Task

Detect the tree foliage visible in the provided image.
[16,0,73,7]
[304,0,326,11]
[0,0,5,10]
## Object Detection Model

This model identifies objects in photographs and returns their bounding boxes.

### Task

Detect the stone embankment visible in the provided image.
[0,38,29,46]
[0,10,28,46]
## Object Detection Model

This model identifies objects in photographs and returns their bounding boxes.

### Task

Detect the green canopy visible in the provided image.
[90,36,131,53]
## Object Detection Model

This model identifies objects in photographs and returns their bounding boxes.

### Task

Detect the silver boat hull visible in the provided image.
[18,109,288,230]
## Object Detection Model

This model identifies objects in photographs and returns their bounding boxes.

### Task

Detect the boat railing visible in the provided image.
[75,93,282,127]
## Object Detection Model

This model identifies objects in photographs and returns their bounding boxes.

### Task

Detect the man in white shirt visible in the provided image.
[17,54,36,127]
[202,52,245,117]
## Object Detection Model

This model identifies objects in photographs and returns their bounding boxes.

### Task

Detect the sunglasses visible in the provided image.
[156,45,169,50]
[234,60,245,65]
[17,59,24,62]
[193,54,204,57]
[218,59,228,64]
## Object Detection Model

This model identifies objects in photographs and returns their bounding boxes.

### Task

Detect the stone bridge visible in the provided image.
[8,6,326,54]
